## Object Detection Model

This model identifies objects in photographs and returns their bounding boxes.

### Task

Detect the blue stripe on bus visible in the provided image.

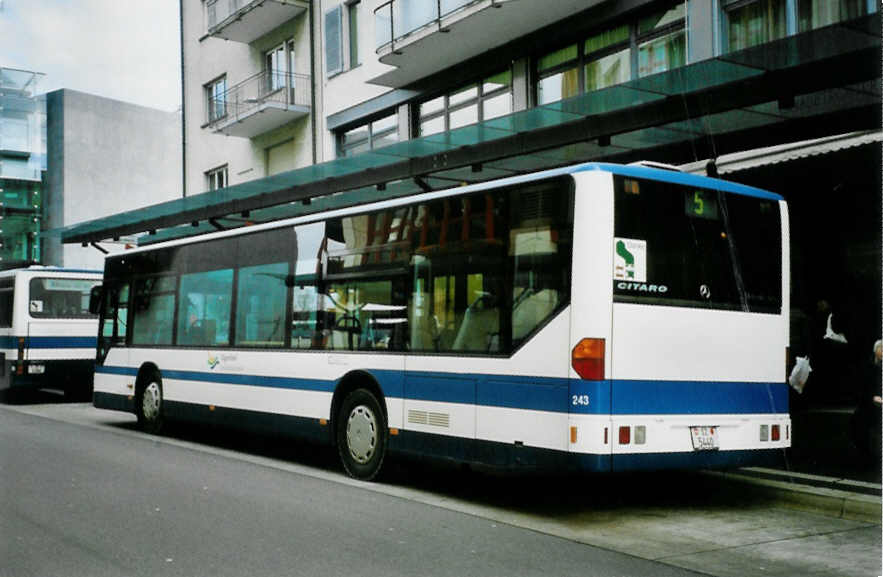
[0,336,97,349]
[96,365,788,415]
[576,162,783,201]
[612,379,789,415]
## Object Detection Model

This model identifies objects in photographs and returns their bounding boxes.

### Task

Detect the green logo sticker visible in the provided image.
[613,238,647,282]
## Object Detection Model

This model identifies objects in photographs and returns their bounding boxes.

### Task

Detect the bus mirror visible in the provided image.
[88,285,103,315]
[285,274,296,288]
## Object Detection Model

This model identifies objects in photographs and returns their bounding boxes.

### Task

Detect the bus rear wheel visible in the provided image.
[336,388,387,481]
[136,373,164,435]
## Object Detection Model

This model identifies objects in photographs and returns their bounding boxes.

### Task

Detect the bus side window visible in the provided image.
[176,269,233,347]
[0,280,13,328]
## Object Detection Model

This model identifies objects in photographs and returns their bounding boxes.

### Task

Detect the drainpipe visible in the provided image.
[309,1,318,165]
[179,0,187,197]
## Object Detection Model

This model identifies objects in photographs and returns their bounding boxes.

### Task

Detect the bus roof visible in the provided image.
[573,162,783,200]
[0,266,103,277]
[109,161,782,256]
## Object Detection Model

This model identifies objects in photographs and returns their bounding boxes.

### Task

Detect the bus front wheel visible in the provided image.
[136,373,164,435]
[335,388,387,481]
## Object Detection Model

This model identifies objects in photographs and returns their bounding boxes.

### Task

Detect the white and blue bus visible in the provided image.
[92,162,790,479]
[0,267,103,401]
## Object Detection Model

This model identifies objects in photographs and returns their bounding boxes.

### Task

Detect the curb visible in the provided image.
[704,469,882,524]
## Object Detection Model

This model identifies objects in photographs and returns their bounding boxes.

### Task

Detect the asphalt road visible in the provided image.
[2,398,880,577]
[0,405,703,577]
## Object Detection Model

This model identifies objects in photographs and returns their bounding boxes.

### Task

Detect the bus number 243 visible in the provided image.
[572,394,590,406]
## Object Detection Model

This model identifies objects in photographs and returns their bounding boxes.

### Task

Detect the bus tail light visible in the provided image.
[572,338,605,380]
[771,425,780,441]
[619,426,630,445]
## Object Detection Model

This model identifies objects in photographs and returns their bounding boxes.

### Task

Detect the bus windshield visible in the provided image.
[613,175,781,313]
[29,277,102,319]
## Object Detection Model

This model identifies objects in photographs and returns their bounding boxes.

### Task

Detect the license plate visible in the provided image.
[27,364,45,375]
[690,426,719,451]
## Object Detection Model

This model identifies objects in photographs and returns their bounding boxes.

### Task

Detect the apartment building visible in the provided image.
[181,0,316,196]
[183,0,878,182]
[176,0,881,382]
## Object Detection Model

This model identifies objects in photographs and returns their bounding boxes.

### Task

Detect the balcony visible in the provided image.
[206,0,309,43]
[206,70,311,138]
[372,0,597,87]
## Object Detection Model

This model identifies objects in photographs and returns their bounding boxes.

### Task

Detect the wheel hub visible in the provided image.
[142,382,161,420]
[346,405,377,464]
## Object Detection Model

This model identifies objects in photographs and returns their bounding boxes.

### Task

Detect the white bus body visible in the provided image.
[0,267,102,400]
[92,163,790,478]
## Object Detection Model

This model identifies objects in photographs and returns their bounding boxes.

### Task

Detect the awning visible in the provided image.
[56,13,880,246]
[680,130,883,175]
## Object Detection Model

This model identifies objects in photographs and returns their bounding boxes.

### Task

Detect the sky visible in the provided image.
[0,0,181,112]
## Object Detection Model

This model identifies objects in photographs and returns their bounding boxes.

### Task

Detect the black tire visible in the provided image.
[135,372,164,435]
[335,388,387,480]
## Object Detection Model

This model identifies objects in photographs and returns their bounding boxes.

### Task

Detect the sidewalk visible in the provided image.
[785,406,881,484]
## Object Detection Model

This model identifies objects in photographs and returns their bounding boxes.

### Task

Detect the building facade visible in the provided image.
[180,0,315,197]
[0,68,46,267]
[182,0,879,185]
[181,0,880,406]
[44,90,182,270]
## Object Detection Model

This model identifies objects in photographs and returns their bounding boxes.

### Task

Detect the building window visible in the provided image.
[205,75,226,123]
[325,5,343,77]
[722,0,787,52]
[797,0,869,32]
[338,112,399,157]
[347,0,361,68]
[637,4,686,77]
[536,2,685,106]
[418,70,512,136]
[206,165,228,191]
[265,40,295,95]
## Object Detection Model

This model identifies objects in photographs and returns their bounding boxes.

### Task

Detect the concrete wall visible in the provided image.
[45,89,182,270]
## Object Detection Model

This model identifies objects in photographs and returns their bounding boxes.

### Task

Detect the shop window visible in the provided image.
[536,2,685,105]
[418,70,512,135]
[723,0,787,52]
[797,0,869,32]
[338,112,399,157]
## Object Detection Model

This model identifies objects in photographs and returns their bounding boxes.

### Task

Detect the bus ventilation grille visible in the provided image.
[408,410,450,428]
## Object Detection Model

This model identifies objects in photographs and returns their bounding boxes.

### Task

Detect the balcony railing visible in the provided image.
[206,0,308,43]
[374,0,508,51]
[206,70,311,137]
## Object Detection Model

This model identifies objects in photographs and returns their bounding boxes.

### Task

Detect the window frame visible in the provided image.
[206,165,228,191]
[204,75,227,123]
[347,0,361,69]
[337,111,399,158]
[720,0,789,53]
[534,1,687,105]
[325,4,344,77]
[417,69,513,136]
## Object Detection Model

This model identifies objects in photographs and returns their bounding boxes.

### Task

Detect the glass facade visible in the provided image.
[537,2,686,105]
[0,68,45,268]
[418,70,512,136]
[339,112,399,157]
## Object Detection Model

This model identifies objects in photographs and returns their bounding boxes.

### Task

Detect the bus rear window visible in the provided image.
[29,277,102,318]
[613,176,781,313]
